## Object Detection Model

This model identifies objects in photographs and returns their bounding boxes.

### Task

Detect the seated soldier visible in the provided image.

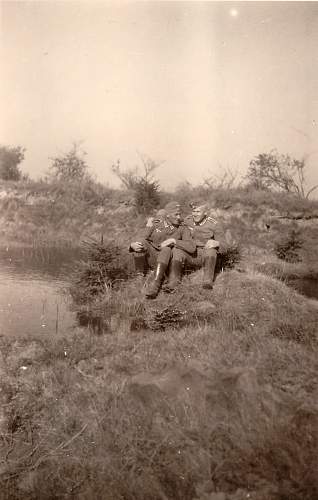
[165,201,219,291]
[145,208,167,229]
[129,201,195,299]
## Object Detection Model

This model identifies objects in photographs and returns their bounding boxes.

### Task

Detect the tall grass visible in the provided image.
[1,178,318,248]
[0,178,134,246]
[0,179,318,499]
[69,238,131,305]
[0,269,317,499]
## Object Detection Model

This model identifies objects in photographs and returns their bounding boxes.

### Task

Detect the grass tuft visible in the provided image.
[274,228,303,263]
[1,181,318,499]
[69,238,130,305]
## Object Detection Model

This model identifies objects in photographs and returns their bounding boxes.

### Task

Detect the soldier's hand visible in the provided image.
[130,241,144,252]
[205,239,220,249]
[160,238,176,248]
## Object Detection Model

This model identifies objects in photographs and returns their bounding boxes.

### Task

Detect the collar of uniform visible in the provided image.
[194,216,208,226]
[163,220,175,230]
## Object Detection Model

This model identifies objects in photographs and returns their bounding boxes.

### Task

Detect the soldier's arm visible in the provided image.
[175,226,196,254]
[203,219,217,244]
[206,219,216,240]
[129,226,154,252]
[195,219,216,248]
[205,239,220,249]
[202,230,216,248]
[205,219,222,249]
[142,225,155,241]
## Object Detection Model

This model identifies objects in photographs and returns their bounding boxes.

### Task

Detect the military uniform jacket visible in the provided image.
[184,215,217,248]
[140,220,196,254]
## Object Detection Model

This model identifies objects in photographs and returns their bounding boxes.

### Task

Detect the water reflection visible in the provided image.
[0,245,82,279]
[2,244,316,338]
[287,277,318,300]
[76,310,106,335]
[0,246,81,337]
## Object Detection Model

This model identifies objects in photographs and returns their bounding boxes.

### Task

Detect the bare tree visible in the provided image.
[203,164,243,190]
[247,150,318,199]
[111,160,139,190]
[111,152,163,190]
[111,153,162,213]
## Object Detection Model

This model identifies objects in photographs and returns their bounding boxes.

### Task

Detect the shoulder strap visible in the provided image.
[207,216,217,224]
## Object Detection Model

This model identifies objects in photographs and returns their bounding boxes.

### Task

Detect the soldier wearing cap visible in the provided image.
[144,208,167,231]
[129,201,195,298]
[166,201,219,290]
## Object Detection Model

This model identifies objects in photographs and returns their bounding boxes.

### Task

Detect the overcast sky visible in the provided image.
[1,1,317,190]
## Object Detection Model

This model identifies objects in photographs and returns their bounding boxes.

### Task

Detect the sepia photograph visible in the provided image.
[0,1,318,499]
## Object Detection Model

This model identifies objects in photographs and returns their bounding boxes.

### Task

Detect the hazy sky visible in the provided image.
[1,1,318,190]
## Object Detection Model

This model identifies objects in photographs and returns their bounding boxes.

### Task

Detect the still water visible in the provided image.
[0,246,80,337]
[1,246,317,338]
[288,277,318,300]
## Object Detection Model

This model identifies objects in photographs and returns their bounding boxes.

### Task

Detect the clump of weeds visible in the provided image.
[1,306,317,500]
[274,228,303,263]
[69,238,131,305]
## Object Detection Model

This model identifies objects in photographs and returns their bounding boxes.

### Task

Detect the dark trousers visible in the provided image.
[132,240,172,273]
[172,247,217,268]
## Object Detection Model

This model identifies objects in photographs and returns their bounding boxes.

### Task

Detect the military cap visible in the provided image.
[156,208,167,217]
[190,200,209,211]
[164,201,181,213]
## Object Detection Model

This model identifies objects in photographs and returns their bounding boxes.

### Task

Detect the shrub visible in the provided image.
[147,305,187,331]
[217,243,241,272]
[274,229,303,263]
[48,142,90,183]
[247,149,318,199]
[0,144,25,181]
[69,238,129,304]
[111,154,161,214]
[133,177,161,214]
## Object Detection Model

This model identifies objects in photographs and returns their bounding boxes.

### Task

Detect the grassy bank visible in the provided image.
[1,179,317,250]
[0,269,317,500]
[1,177,318,292]
[0,179,318,499]
[0,179,138,247]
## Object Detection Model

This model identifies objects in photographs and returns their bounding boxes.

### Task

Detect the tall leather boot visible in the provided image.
[133,253,148,276]
[145,262,168,299]
[202,254,217,290]
[164,260,183,293]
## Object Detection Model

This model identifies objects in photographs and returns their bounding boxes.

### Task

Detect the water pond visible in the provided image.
[0,245,317,338]
[0,246,81,337]
[287,276,318,300]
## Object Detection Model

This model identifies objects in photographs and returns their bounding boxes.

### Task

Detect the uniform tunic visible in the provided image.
[173,215,219,267]
[184,215,218,248]
[142,220,195,253]
[130,220,195,267]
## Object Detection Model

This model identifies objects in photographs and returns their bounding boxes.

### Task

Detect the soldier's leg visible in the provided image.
[133,252,148,276]
[169,247,217,289]
[132,240,155,276]
[202,248,217,289]
[164,248,188,291]
[145,247,172,299]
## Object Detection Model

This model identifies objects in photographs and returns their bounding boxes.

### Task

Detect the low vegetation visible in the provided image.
[111,153,161,214]
[274,228,303,263]
[0,145,318,499]
[69,238,131,305]
[0,145,26,182]
[0,268,317,500]
[246,149,318,199]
